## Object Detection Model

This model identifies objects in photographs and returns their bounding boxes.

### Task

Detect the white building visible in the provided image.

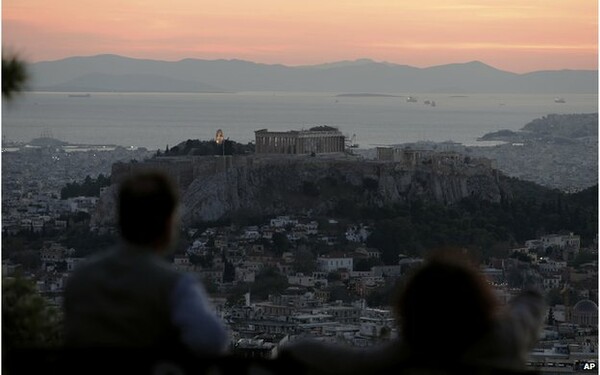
[538,260,567,274]
[288,273,328,288]
[543,275,562,290]
[345,225,371,243]
[317,257,353,272]
[270,216,298,228]
[541,233,580,250]
[372,265,402,277]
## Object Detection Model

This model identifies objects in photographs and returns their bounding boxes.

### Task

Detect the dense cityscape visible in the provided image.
[2,0,598,372]
[2,124,597,373]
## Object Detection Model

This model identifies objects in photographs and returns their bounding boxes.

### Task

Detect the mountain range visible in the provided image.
[28,54,598,94]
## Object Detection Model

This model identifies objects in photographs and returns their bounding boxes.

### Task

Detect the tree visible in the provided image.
[327,271,342,282]
[251,267,288,301]
[293,249,317,274]
[189,254,213,268]
[223,257,235,283]
[272,232,290,254]
[547,307,556,325]
[2,55,28,101]
[355,258,381,272]
[2,275,62,350]
[328,285,353,303]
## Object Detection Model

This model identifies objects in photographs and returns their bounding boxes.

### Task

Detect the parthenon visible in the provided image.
[255,126,346,154]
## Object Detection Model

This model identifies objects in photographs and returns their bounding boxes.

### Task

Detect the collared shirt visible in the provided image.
[170,273,229,355]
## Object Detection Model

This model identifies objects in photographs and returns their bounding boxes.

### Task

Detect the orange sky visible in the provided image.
[2,0,598,73]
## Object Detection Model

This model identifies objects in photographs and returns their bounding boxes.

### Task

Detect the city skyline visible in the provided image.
[3,0,597,73]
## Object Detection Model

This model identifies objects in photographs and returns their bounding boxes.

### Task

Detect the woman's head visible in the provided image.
[395,250,498,358]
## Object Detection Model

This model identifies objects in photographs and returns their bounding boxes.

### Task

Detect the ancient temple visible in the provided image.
[255,126,345,154]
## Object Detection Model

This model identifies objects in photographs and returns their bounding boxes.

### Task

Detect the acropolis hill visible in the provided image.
[91,148,502,228]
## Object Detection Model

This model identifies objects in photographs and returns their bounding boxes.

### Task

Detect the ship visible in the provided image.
[554,97,566,103]
[406,96,418,103]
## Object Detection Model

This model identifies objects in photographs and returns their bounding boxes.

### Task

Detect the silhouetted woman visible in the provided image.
[281,251,545,374]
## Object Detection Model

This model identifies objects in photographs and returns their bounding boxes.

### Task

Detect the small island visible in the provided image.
[335,93,401,98]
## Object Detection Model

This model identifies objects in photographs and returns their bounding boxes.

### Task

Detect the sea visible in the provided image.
[2,92,597,151]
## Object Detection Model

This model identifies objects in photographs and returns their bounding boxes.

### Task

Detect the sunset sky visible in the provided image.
[2,0,597,73]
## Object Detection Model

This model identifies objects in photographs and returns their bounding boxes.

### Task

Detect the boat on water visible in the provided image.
[406,96,418,103]
[68,93,91,98]
[554,97,566,103]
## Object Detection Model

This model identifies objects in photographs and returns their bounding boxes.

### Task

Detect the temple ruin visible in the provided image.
[255,126,345,154]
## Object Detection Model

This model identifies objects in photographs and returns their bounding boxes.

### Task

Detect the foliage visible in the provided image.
[293,249,317,274]
[522,114,598,138]
[510,251,532,263]
[162,139,254,157]
[6,250,41,271]
[223,257,236,283]
[327,272,342,282]
[302,181,320,197]
[569,251,598,267]
[328,285,353,303]
[2,275,62,349]
[2,55,28,101]
[271,232,290,254]
[354,258,382,272]
[365,279,400,308]
[545,287,585,307]
[202,278,219,295]
[546,288,563,306]
[547,307,555,325]
[189,253,214,268]
[60,174,111,199]
[362,177,379,191]
[357,182,599,264]
[250,267,289,301]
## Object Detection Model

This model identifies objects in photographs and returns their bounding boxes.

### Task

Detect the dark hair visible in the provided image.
[118,171,178,246]
[395,250,498,360]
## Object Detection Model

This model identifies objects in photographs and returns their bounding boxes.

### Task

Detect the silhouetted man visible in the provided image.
[64,172,228,357]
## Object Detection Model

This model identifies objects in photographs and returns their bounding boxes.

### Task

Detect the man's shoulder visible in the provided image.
[66,247,118,284]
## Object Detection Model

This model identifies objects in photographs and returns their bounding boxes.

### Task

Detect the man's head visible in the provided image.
[118,171,179,250]
[395,250,498,359]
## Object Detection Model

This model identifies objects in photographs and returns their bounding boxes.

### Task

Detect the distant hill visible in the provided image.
[38,73,226,93]
[28,54,598,94]
[29,137,69,147]
[479,113,598,142]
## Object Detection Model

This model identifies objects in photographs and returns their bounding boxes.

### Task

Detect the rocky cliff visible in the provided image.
[91,155,502,228]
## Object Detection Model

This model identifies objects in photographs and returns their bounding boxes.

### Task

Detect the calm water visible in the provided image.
[2,92,597,150]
